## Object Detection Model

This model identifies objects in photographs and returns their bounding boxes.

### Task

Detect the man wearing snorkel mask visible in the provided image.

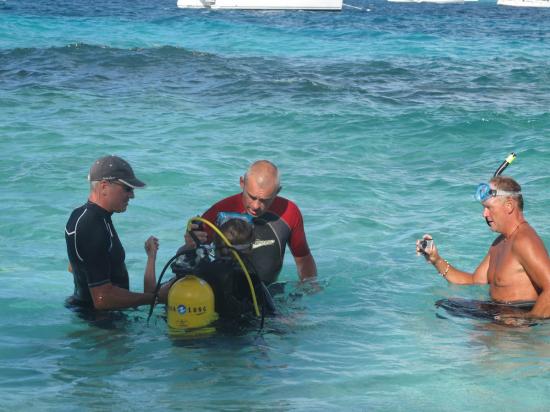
[417,176,550,323]
[183,160,317,285]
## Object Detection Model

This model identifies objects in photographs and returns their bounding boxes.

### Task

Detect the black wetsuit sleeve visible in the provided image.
[75,218,112,288]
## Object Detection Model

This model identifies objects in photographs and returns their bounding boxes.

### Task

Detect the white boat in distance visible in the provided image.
[177,0,343,9]
[388,0,475,3]
[497,0,550,7]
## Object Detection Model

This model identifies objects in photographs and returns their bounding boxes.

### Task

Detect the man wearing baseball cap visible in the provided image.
[65,155,170,312]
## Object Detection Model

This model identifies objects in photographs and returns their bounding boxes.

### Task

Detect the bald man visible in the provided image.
[185,160,317,285]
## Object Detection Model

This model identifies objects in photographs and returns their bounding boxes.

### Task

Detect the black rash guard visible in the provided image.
[65,201,129,308]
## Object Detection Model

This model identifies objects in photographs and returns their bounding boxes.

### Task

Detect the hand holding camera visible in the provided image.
[416,235,436,261]
[418,239,433,253]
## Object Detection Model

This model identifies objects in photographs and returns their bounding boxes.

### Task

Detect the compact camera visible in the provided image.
[419,239,433,252]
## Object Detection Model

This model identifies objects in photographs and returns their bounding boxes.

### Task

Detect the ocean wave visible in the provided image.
[2,42,549,116]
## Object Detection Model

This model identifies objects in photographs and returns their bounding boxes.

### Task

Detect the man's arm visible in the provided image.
[143,236,159,293]
[515,231,550,318]
[90,283,155,310]
[184,224,208,248]
[440,253,490,285]
[418,235,489,285]
[294,253,317,281]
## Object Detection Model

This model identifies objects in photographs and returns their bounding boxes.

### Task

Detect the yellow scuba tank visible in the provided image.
[167,275,218,330]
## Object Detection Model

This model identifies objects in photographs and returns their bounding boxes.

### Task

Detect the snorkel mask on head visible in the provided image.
[474,152,520,203]
[474,183,521,203]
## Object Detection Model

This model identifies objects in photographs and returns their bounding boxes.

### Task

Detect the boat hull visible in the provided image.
[177,0,343,9]
[388,0,468,3]
[497,0,550,7]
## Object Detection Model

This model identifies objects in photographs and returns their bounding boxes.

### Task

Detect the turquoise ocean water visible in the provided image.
[2,0,550,409]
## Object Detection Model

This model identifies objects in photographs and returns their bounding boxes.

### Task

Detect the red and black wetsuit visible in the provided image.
[202,193,311,285]
[65,201,129,308]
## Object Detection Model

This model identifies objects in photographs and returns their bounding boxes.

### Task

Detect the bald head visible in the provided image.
[240,160,281,217]
[244,160,280,190]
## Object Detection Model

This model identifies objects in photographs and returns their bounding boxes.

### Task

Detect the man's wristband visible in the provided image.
[440,260,450,278]
[433,257,450,278]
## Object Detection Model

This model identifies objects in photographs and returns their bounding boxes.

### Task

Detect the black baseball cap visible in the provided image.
[88,155,146,188]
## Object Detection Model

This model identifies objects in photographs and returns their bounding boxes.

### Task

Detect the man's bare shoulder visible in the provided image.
[515,223,542,244]
[512,223,548,259]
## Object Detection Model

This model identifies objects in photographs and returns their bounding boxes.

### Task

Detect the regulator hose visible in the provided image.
[146,249,193,324]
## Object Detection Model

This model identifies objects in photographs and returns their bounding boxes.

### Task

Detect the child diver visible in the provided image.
[166,218,277,329]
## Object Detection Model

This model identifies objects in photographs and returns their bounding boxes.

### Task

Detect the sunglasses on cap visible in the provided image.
[107,179,134,193]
